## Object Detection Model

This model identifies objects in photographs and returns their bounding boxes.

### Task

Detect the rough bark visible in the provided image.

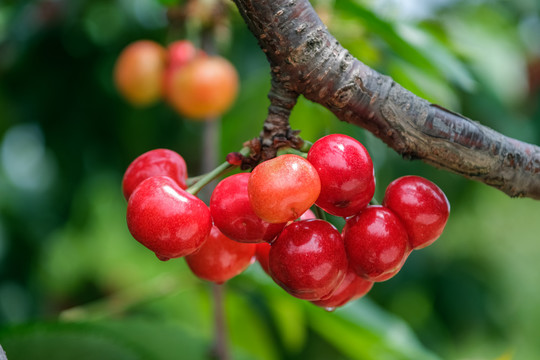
[232,0,540,200]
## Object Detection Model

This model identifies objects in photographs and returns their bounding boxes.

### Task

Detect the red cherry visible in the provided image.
[368,248,411,282]
[343,206,409,282]
[185,226,256,284]
[248,154,321,223]
[168,40,199,68]
[122,149,187,201]
[162,40,200,102]
[382,176,450,249]
[269,219,348,301]
[126,176,212,261]
[210,173,287,243]
[312,264,374,309]
[307,134,375,217]
[255,242,271,275]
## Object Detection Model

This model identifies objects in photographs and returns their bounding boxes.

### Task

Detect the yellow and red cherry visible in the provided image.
[248,154,321,224]
[162,40,201,102]
[114,40,166,106]
[210,173,286,243]
[167,56,238,119]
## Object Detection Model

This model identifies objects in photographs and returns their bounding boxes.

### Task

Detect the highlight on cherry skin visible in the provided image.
[185,225,257,284]
[122,148,188,201]
[308,133,376,217]
[268,219,348,301]
[383,175,450,250]
[210,172,287,243]
[126,175,212,261]
[248,154,321,224]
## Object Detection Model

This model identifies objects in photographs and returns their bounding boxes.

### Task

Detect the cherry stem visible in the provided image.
[185,174,205,187]
[275,147,308,158]
[186,147,250,195]
[314,205,327,221]
[299,140,313,153]
[210,283,229,360]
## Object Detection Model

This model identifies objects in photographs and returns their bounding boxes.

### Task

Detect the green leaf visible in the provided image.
[96,319,211,360]
[306,299,442,360]
[388,59,461,109]
[0,322,147,360]
[334,0,437,73]
[225,287,280,360]
[0,319,215,360]
[155,0,184,6]
[266,291,307,353]
[394,23,476,92]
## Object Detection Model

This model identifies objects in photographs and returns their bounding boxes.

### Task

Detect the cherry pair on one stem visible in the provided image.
[123,149,211,261]
[123,148,260,285]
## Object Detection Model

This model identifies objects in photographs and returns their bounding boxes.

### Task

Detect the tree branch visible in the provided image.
[232,0,540,200]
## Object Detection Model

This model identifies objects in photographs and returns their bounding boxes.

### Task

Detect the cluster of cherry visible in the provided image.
[114,39,238,119]
[123,134,450,309]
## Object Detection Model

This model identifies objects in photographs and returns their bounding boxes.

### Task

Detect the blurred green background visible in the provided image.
[0,0,539,359]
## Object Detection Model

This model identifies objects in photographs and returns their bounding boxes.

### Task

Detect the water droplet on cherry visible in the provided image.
[156,254,171,261]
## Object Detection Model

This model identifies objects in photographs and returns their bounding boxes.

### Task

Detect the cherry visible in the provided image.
[312,264,374,309]
[168,40,199,66]
[307,134,375,217]
[114,40,166,106]
[343,205,409,282]
[126,176,212,261]
[185,226,256,284]
[255,242,271,275]
[254,208,317,276]
[122,149,188,201]
[248,154,321,223]
[368,248,411,282]
[269,219,348,301]
[382,175,450,249]
[210,173,286,243]
[167,56,239,119]
[299,208,317,220]
[162,40,200,103]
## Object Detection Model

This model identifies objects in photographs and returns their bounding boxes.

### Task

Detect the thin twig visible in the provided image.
[210,283,229,360]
